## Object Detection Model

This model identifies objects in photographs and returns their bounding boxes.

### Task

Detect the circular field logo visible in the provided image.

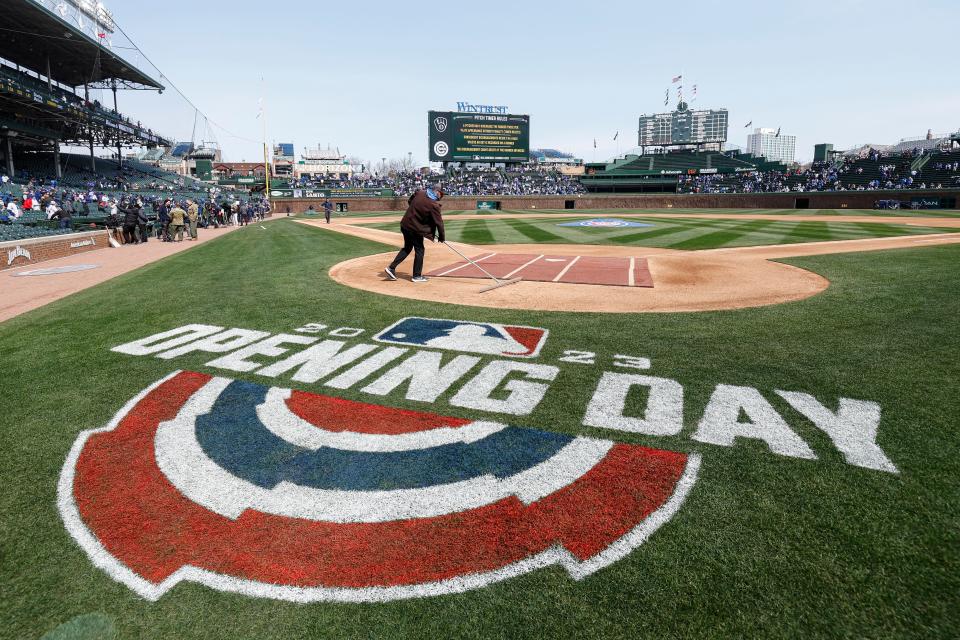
[583,220,632,227]
[58,370,699,603]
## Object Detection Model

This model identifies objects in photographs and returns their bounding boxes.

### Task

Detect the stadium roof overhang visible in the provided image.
[0,0,164,90]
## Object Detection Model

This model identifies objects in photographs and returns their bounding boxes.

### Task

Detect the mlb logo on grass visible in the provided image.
[373,317,548,358]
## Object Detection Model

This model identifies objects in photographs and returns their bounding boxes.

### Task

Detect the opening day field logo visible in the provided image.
[58,317,899,603]
[556,218,655,228]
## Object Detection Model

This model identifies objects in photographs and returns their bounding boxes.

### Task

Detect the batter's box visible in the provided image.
[426,253,653,287]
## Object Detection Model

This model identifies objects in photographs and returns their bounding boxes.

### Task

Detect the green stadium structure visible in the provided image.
[0,0,169,180]
[581,151,765,193]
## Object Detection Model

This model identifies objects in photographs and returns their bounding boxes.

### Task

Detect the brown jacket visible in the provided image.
[400,190,445,242]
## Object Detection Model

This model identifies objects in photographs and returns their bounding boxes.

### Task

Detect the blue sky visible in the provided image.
[103,0,958,164]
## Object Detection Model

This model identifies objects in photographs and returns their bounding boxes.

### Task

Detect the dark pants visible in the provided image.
[389,228,426,277]
[123,223,137,244]
[138,223,148,242]
[59,218,70,230]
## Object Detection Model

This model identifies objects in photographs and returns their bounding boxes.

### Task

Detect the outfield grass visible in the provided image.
[369,214,958,249]
[2,219,958,638]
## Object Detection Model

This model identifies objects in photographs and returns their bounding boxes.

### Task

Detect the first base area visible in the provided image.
[427,253,654,288]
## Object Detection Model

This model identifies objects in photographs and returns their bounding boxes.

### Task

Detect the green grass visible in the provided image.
[368,214,958,249]
[2,219,958,638]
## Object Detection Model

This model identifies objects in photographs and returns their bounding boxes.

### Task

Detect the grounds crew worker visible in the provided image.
[323,198,333,224]
[169,202,187,242]
[385,186,445,283]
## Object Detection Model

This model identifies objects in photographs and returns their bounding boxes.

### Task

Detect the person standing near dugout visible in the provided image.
[323,198,333,224]
[169,202,187,242]
[186,200,199,241]
[385,186,445,283]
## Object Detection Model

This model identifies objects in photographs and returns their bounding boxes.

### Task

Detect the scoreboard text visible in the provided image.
[429,111,530,162]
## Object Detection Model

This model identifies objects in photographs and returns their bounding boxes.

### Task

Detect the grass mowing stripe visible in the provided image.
[499,218,567,242]
[772,221,836,243]
[607,218,747,245]
[665,219,782,250]
[456,219,497,244]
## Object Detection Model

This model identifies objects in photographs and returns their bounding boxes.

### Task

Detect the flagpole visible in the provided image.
[260,83,271,212]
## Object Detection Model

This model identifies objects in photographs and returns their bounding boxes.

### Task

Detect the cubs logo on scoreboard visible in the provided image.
[372,317,549,358]
[58,371,700,603]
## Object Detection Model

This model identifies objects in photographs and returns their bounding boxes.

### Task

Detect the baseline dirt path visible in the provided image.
[1,225,245,323]
[303,216,960,313]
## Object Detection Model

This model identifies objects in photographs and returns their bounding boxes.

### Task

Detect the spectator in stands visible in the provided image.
[73,194,87,217]
[58,199,73,231]
[45,199,60,221]
[5,199,19,219]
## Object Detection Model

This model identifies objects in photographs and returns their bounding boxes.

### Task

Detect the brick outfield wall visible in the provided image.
[271,190,960,214]
[0,230,110,271]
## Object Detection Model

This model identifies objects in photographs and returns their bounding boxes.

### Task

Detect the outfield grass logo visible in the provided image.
[57,371,700,603]
[557,218,655,228]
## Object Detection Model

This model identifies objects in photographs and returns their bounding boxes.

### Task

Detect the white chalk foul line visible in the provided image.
[436,253,496,276]
[552,255,581,282]
[504,254,544,279]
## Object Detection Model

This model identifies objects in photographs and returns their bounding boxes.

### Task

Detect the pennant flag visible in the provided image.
[664,89,669,106]
[744,121,753,128]
[692,84,698,100]
[613,131,619,141]
[672,75,682,83]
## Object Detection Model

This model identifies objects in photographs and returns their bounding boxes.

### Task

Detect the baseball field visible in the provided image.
[3,208,959,639]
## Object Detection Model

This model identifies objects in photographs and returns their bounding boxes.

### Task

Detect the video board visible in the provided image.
[428,111,530,162]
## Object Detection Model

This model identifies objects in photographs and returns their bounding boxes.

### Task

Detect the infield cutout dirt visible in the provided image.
[305,216,960,313]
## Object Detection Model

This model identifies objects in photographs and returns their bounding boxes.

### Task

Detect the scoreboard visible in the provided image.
[428,111,530,162]
[638,105,728,147]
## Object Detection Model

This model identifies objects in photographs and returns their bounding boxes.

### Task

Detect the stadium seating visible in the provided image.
[917,150,960,187]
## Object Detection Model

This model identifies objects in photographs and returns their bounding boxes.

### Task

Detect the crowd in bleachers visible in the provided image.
[679,148,960,194]
[287,166,586,197]
[1,166,269,244]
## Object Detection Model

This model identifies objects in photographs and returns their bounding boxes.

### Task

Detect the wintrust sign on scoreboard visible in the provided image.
[429,111,530,162]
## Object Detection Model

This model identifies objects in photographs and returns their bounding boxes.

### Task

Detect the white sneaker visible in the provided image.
[411,276,429,283]
[384,267,397,281]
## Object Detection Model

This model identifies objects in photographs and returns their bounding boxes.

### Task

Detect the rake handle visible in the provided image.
[441,242,505,284]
